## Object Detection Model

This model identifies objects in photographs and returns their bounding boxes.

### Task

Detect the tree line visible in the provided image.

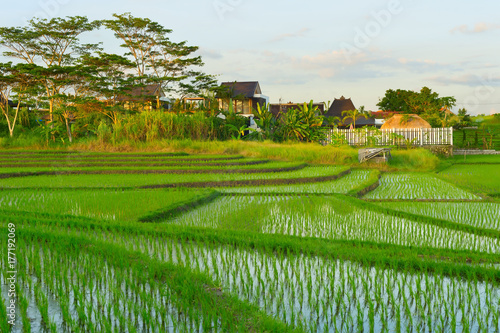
[376,86,470,128]
[0,13,219,142]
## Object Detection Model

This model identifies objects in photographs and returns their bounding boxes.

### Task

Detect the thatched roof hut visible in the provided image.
[381,114,431,129]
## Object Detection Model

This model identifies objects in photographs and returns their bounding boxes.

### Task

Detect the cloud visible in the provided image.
[268,28,310,43]
[395,57,457,73]
[428,73,500,87]
[294,49,372,69]
[198,47,223,59]
[450,22,500,34]
[398,58,436,66]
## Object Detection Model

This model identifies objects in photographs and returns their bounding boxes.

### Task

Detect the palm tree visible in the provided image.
[326,116,343,128]
[342,106,369,128]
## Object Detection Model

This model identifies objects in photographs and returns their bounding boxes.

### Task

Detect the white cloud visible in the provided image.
[450,22,500,34]
[268,28,310,42]
[429,73,500,87]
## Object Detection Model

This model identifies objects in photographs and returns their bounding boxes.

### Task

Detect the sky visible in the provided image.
[2,0,500,115]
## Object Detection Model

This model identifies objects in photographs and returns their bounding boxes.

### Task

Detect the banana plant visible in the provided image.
[225,123,251,140]
[252,103,276,140]
[278,101,327,142]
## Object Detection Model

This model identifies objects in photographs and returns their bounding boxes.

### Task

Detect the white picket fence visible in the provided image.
[325,127,454,146]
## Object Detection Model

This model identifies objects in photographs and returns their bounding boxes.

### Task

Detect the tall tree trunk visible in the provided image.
[4,101,21,138]
[65,116,73,143]
[49,99,54,123]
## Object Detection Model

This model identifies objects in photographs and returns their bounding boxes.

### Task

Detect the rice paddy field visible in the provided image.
[1,150,499,332]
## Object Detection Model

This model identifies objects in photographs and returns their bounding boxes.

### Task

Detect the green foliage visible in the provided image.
[341,106,370,128]
[454,108,472,129]
[225,123,250,140]
[251,103,276,141]
[364,126,382,146]
[277,100,326,142]
[329,131,347,146]
[34,120,65,145]
[377,87,456,127]
[453,116,500,150]
[103,12,204,101]
[95,120,111,143]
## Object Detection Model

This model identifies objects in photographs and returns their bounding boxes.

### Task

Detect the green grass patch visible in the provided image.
[438,164,500,195]
[446,154,500,164]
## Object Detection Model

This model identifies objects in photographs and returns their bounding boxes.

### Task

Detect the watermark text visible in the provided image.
[6,223,17,326]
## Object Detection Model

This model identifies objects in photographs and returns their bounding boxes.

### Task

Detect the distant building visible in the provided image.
[325,96,382,128]
[269,102,325,118]
[324,96,356,119]
[116,84,165,110]
[183,97,207,110]
[0,96,19,108]
[216,81,269,114]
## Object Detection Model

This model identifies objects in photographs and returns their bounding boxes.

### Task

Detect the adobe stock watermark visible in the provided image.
[463,72,500,113]
[6,223,17,327]
[340,0,404,63]
[213,0,243,21]
[21,0,71,25]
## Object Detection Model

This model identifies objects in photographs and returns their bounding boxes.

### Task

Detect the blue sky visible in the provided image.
[3,0,500,115]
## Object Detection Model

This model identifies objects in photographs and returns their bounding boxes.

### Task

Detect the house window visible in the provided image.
[233,100,241,113]
[242,100,250,114]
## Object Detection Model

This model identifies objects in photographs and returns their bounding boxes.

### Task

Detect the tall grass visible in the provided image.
[388,148,440,171]
[72,140,360,165]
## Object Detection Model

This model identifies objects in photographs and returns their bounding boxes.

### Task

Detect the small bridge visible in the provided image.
[358,148,392,163]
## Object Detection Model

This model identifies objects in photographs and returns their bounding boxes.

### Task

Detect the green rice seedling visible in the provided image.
[378,202,500,231]
[363,173,480,200]
[170,195,500,253]
[219,169,371,194]
[97,228,500,332]
[0,165,346,188]
[2,148,499,332]
[0,188,211,222]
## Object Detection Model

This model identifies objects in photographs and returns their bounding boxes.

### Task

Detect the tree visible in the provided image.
[455,108,472,129]
[104,13,203,108]
[341,106,369,128]
[78,52,136,124]
[0,62,40,137]
[0,16,101,123]
[377,87,456,127]
[377,89,416,112]
[178,71,219,99]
